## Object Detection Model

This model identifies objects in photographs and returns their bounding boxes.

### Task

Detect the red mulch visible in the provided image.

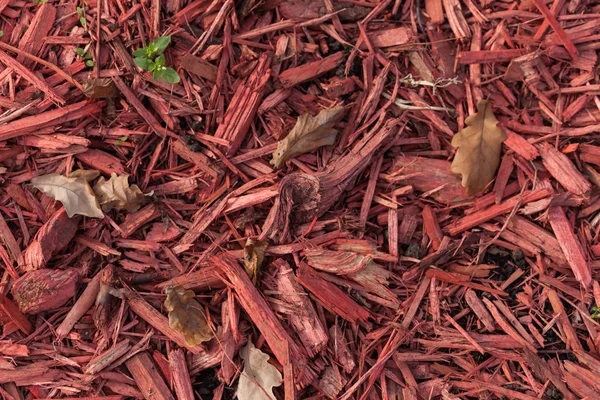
[0,0,600,399]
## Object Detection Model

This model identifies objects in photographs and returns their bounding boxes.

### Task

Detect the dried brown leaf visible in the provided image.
[92,173,146,213]
[30,173,104,218]
[451,100,507,195]
[270,106,344,169]
[69,169,100,182]
[237,341,282,400]
[243,238,267,284]
[82,78,119,99]
[164,285,212,347]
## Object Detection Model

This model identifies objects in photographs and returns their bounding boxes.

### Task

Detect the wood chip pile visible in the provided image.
[0,0,599,399]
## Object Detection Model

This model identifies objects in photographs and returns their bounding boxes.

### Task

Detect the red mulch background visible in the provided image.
[1,0,600,399]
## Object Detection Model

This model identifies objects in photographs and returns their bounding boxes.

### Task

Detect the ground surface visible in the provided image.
[0,0,599,399]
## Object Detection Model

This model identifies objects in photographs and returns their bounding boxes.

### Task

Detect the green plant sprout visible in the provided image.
[33,0,48,4]
[77,7,88,31]
[114,136,129,146]
[592,306,600,320]
[76,44,94,68]
[132,36,180,84]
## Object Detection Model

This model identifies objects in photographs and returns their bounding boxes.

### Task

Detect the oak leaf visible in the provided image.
[270,106,344,169]
[243,238,267,284]
[237,341,282,400]
[69,169,100,182]
[92,173,145,213]
[451,100,507,195]
[30,173,104,218]
[164,285,212,347]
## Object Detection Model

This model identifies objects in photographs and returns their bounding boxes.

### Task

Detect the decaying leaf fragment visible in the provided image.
[237,341,282,400]
[164,285,212,347]
[69,169,101,182]
[450,100,507,195]
[81,78,119,99]
[243,238,267,284]
[31,173,104,218]
[92,173,146,213]
[270,106,344,169]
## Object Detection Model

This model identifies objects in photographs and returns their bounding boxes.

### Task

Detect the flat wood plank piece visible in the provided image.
[447,186,553,235]
[0,101,101,141]
[214,53,271,156]
[279,52,344,88]
[22,208,80,271]
[426,0,444,24]
[270,259,328,357]
[296,263,371,324]
[538,142,591,195]
[457,49,527,64]
[0,210,21,265]
[548,206,592,288]
[0,294,32,335]
[168,349,194,400]
[178,54,218,81]
[55,272,102,339]
[125,352,175,400]
[17,3,56,63]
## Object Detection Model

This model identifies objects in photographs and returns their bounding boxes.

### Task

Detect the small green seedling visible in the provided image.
[592,306,600,320]
[76,7,87,31]
[132,36,180,84]
[115,136,128,146]
[76,45,94,68]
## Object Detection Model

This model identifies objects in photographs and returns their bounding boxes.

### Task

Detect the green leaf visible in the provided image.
[159,68,180,83]
[147,60,156,72]
[85,60,94,67]
[84,53,92,59]
[134,56,151,70]
[76,6,83,15]
[76,47,85,56]
[152,70,162,81]
[152,36,171,55]
[133,48,146,57]
[154,54,166,68]
[80,16,87,27]
[0,31,4,38]
[146,44,156,57]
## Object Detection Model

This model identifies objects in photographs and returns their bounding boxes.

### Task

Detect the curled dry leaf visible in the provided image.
[270,106,345,169]
[164,285,212,347]
[237,341,282,400]
[450,100,507,195]
[81,78,119,99]
[31,173,104,218]
[243,238,268,284]
[92,173,146,213]
[69,169,100,182]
